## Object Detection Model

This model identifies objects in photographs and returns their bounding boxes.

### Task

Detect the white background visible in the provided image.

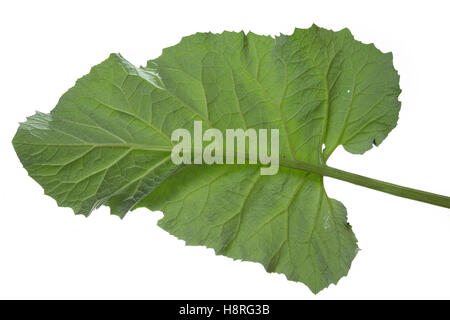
[1,0,449,299]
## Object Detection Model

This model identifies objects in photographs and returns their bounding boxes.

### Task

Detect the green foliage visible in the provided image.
[13,25,402,293]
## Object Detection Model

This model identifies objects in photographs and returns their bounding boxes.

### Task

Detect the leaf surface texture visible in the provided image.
[13,26,401,292]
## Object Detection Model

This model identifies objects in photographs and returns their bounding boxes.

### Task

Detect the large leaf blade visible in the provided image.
[13,26,401,292]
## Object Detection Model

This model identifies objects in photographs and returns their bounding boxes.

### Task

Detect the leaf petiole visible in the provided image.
[279,158,450,209]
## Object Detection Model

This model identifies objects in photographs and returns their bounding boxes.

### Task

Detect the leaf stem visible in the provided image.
[280,158,450,209]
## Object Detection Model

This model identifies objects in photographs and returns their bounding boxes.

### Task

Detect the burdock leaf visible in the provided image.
[13,25,406,293]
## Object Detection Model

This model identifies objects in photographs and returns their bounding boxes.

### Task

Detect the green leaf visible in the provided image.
[13,25,403,293]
